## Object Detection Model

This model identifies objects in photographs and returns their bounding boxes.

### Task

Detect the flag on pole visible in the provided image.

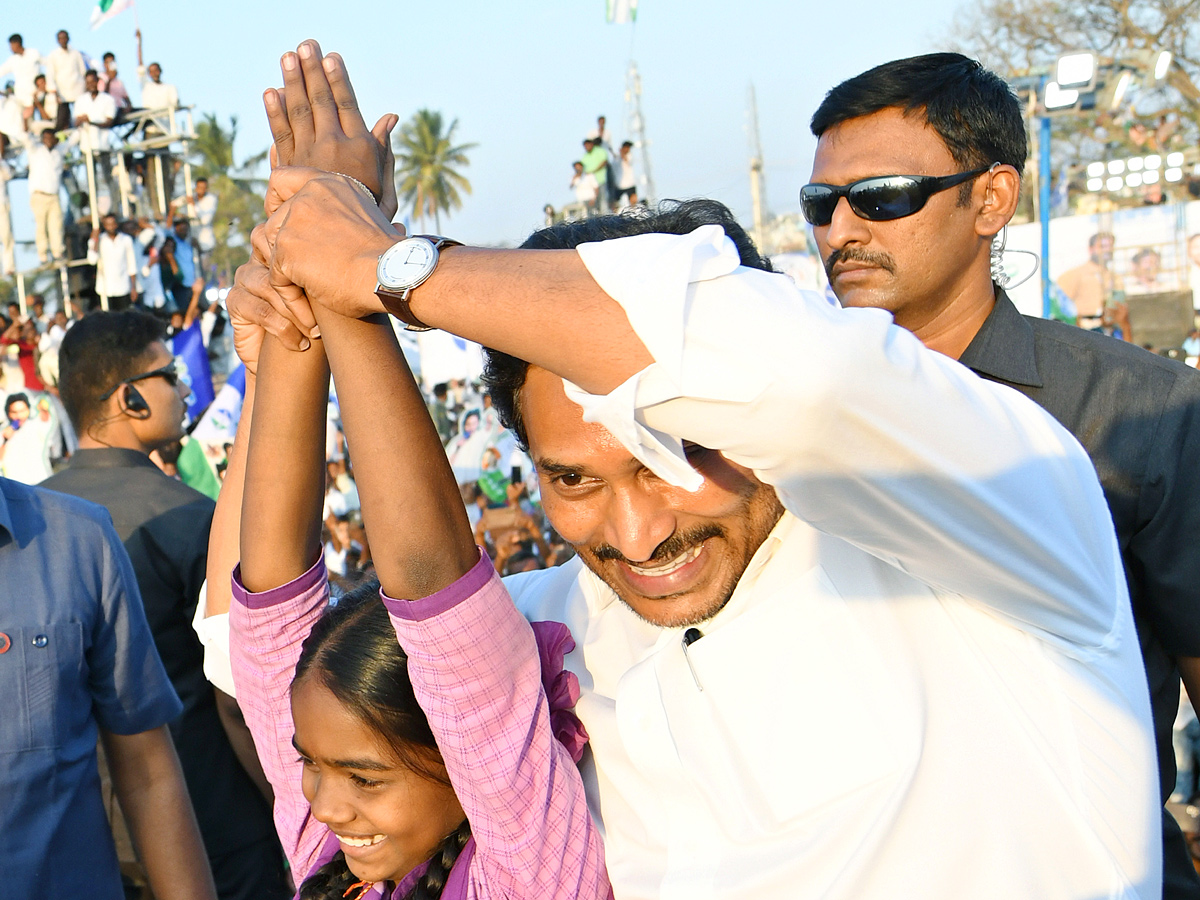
[90,0,133,30]
[606,0,638,24]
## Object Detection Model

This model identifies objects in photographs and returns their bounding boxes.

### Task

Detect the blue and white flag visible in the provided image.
[191,363,245,447]
[169,321,215,421]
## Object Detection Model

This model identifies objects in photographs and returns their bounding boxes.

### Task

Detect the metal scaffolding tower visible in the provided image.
[625,61,656,206]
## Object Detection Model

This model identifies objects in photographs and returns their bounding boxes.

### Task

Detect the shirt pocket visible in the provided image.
[0,622,82,752]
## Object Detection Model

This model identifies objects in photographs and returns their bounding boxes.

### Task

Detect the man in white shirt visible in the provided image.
[234,177,1161,898]
[190,177,218,256]
[569,161,598,215]
[88,213,138,311]
[74,69,116,151]
[27,130,65,264]
[135,30,179,113]
[0,83,26,155]
[74,69,120,209]
[0,34,42,130]
[46,30,87,132]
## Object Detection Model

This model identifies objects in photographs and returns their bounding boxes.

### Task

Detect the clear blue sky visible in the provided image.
[13,0,965,246]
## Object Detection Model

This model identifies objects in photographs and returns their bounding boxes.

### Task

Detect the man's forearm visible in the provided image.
[102,726,217,900]
[408,247,653,397]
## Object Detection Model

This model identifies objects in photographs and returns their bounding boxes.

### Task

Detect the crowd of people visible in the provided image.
[563,114,639,218]
[0,26,201,288]
[7,36,1200,900]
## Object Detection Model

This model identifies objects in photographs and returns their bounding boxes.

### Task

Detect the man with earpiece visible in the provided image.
[807,53,1200,899]
[42,310,291,900]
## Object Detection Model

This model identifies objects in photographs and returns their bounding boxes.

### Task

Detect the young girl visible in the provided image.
[223,306,607,899]
[214,44,605,899]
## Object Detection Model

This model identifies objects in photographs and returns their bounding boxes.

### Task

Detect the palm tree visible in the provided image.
[393,110,477,232]
[188,114,268,285]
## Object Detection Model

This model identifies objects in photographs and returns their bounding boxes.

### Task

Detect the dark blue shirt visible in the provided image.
[0,477,180,899]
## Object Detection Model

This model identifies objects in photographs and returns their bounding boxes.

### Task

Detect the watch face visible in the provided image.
[379,238,437,290]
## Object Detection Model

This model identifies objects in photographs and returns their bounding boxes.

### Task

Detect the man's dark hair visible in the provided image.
[195,176,208,185]
[8,35,22,46]
[483,199,773,449]
[58,310,166,431]
[811,53,1027,197]
[84,68,98,80]
[103,51,115,62]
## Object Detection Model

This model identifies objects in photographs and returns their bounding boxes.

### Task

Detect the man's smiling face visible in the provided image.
[522,366,783,627]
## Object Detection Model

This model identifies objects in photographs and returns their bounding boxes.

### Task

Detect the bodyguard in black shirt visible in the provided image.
[808,53,1200,897]
[44,311,290,900]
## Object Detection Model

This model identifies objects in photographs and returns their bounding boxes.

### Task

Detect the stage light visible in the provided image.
[1055,53,1096,88]
[1043,81,1080,110]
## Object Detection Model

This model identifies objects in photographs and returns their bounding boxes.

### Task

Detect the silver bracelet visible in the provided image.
[333,171,379,205]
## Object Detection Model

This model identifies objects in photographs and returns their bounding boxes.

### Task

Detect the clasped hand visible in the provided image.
[229,40,406,372]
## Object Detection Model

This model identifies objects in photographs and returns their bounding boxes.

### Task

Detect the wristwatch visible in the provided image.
[374,235,462,331]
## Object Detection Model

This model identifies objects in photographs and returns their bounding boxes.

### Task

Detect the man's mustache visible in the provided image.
[590,524,725,565]
[823,247,897,280]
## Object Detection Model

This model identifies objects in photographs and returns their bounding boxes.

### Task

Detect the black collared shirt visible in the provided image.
[962,291,1200,897]
[42,448,276,858]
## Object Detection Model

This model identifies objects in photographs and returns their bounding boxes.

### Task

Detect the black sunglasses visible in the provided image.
[98,360,181,403]
[799,165,994,227]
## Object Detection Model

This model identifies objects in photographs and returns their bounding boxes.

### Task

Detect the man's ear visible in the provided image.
[977,164,1020,238]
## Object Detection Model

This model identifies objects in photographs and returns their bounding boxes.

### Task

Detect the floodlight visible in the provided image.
[1043,81,1080,110]
[1128,157,1144,172]
[1109,71,1134,110]
[1154,51,1172,82]
[1166,152,1184,167]
[1087,178,1104,192]
[1087,162,1106,178]
[1144,155,1161,169]
[1108,160,1126,175]
[1055,53,1096,88]
[1143,169,1160,184]
[1165,167,1183,183]
[1126,173,1143,187]
[1106,176,1124,191]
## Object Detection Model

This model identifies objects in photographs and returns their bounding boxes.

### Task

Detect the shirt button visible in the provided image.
[32,634,48,648]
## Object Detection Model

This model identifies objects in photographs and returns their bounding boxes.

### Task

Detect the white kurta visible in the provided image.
[506,226,1159,899]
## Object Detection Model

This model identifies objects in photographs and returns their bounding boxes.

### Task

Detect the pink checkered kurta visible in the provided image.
[229,549,610,900]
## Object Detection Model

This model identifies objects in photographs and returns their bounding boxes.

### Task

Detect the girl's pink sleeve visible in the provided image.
[383,549,609,900]
[228,559,332,883]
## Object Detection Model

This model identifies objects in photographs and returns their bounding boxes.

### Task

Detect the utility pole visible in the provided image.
[625,61,656,205]
[747,84,767,254]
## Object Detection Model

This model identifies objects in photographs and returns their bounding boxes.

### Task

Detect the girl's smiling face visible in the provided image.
[291,676,465,886]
